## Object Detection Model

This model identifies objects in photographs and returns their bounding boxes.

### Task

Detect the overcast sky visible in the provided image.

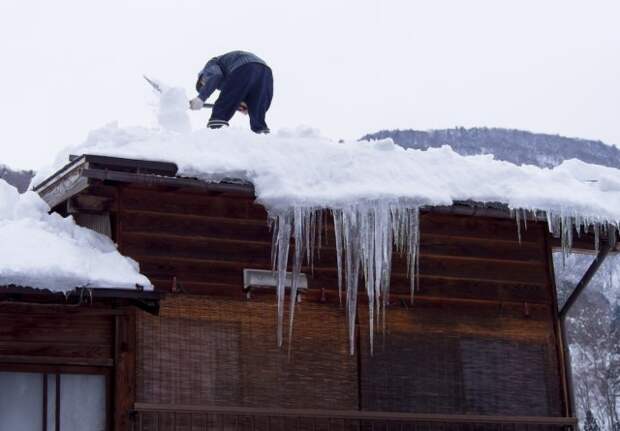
[1,0,619,169]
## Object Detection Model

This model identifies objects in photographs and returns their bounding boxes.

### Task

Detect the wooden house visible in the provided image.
[3,153,617,430]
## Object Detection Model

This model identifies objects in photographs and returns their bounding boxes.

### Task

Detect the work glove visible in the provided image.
[189,97,204,110]
[238,102,248,115]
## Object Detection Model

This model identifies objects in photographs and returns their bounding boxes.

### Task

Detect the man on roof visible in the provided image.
[189,50,273,134]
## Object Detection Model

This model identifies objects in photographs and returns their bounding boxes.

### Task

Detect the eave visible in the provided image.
[34,154,620,254]
[0,285,161,315]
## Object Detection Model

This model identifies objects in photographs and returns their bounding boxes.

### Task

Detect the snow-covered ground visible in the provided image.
[0,179,151,292]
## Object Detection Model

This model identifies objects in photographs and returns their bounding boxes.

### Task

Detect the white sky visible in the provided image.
[0,0,619,170]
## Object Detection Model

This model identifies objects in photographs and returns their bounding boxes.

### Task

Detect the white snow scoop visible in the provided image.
[143,75,215,108]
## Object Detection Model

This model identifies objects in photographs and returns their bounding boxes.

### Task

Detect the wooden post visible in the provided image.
[114,310,137,431]
[543,231,574,417]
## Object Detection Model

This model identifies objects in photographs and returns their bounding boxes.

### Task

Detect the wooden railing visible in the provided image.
[131,403,578,431]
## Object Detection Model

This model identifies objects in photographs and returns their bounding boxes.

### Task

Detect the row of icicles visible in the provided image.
[269,204,619,355]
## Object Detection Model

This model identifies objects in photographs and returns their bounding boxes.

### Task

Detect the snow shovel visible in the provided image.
[143,75,215,109]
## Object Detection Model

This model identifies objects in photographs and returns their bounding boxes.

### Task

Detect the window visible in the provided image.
[0,370,108,431]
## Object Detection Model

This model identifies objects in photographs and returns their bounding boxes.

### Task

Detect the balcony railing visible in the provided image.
[131,403,578,431]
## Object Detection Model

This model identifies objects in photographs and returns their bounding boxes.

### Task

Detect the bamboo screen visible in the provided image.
[358,302,563,416]
[136,295,358,409]
[137,295,562,415]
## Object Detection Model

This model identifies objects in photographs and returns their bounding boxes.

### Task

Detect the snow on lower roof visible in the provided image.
[33,83,620,352]
[0,180,151,293]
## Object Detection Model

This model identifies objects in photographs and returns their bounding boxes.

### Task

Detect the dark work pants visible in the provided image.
[209,63,273,133]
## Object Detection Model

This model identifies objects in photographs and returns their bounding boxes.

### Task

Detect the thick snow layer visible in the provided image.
[0,180,151,292]
[36,105,620,222]
[32,85,620,351]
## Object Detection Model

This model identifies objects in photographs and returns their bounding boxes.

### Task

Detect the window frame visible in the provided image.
[0,363,113,431]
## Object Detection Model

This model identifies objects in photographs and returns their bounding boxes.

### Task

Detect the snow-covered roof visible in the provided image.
[0,179,152,293]
[35,85,620,225]
[30,83,620,350]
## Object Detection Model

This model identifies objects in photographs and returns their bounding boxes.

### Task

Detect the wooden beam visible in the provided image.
[83,168,255,195]
[114,312,136,431]
[0,354,113,367]
[132,402,577,426]
[559,241,611,320]
[147,276,551,309]
[543,226,574,417]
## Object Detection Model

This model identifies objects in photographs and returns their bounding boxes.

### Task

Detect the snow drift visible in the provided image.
[0,179,151,292]
[33,84,620,351]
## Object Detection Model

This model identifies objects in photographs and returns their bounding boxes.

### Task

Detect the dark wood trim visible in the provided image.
[0,355,114,367]
[0,363,112,375]
[132,402,578,425]
[551,237,620,254]
[0,286,159,300]
[560,318,576,418]
[79,154,178,176]
[33,154,178,192]
[0,289,161,315]
[55,373,60,431]
[543,227,573,417]
[83,168,255,195]
[113,312,136,431]
[43,372,48,431]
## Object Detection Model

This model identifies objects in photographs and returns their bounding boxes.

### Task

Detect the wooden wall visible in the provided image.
[0,303,137,431]
[80,182,566,416]
[86,183,553,304]
[0,304,115,367]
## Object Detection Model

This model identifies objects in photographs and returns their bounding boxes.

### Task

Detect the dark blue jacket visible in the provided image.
[196,51,268,101]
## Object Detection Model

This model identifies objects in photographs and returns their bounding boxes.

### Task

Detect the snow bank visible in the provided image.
[0,180,151,293]
[33,85,620,351]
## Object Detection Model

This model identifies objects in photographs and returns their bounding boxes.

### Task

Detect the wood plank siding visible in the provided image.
[0,305,115,367]
[73,181,565,417]
[99,184,552,305]
[0,303,138,431]
[25,156,574,424]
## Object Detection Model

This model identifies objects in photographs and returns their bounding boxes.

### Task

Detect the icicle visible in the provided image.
[287,207,305,355]
[594,223,601,251]
[309,210,317,274]
[360,207,376,355]
[373,204,388,338]
[305,211,312,272]
[333,210,344,306]
[271,201,422,356]
[269,217,278,272]
[546,211,553,234]
[343,209,361,355]
[515,209,522,244]
[317,210,324,258]
[609,226,617,250]
[407,208,420,304]
[273,211,292,348]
